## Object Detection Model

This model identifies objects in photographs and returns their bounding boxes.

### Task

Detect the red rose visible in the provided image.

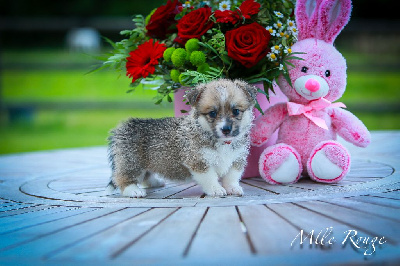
[146,0,181,39]
[177,7,214,44]
[225,23,271,68]
[238,0,261,19]
[214,10,240,24]
[126,39,166,83]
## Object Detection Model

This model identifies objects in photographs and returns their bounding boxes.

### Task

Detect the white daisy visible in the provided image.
[267,52,277,61]
[278,31,286,38]
[279,64,284,71]
[274,21,283,30]
[274,11,284,18]
[289,26,298,37]
[183,1,191,8]
[271,44,282,54]
[219,1,231,11]
[266,26,276,36]
[287,19,295,28]
[284,46,292,54]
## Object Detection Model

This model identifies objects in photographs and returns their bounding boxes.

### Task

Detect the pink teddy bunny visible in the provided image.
[251,0,371,184]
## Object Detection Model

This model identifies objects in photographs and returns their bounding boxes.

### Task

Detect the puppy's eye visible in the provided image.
[301,66,308,73]
[232,108,240,116]
[325,70,331,77]
[208,111,217,118]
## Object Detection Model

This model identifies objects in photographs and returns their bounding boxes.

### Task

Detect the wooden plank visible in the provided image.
[0,207,95,235]
[0,207,78,226]
[322,198,400,221]
[237,205,300,254]
[186,206,252,258]
[266,202,385,255]
[146,182,197,199]
[0,207,125,251]
[349,195,400,209]
[296,201,400,245]
[0,205,56,218]
[0,204,38,213]
[370,192,400,200]
[240,182,279,196]
[166,185,203,199]
[117,207,207,260]
[47,207,176,260]
[241,179,305,194]
[1,208,150,259]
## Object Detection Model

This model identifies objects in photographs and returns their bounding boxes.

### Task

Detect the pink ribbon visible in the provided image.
[287,98,346,130]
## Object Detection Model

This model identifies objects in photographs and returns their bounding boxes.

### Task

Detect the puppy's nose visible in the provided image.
[221,125,232,136]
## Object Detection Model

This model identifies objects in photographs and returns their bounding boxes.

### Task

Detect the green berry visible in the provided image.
[197,63,210,74]
[185,38,200,52]
[190,51,206,67]
[171,48,187,67]
[170,69,180,83]
[178,73,186,85]
[163,47,175,62]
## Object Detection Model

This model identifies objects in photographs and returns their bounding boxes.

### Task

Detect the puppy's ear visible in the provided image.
[234,79,258,104]
[184,84,206,106]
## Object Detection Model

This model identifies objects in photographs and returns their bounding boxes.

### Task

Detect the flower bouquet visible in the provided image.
[99,0,300,112]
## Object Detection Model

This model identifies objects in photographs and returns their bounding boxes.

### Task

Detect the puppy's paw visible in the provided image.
[204,185,227,197]
[224,184,244,196]
[122,184,146,198]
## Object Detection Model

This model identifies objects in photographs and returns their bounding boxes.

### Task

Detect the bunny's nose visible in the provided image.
[305,78,320,92]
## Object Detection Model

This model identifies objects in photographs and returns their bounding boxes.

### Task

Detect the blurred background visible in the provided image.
[0,0,399,154]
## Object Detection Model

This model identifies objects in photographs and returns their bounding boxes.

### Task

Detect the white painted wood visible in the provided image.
[118,207,207,259]
[186,206,252,258]
[47,208,174,260]
[0,208,123,250]
[237,205,300,254]
[296,201,400,244]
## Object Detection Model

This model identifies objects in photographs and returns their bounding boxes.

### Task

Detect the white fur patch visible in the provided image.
[217,86,228,102]
[240,110,253,132]
[198,116,212,132]
[294,75,329,100]
[122,184,147,198]
[201,144,246,177]
[271,153,300,183]
[311,150,343,180]
[140,173,165,188]
[191,168,227,197]
[222,168,244,196]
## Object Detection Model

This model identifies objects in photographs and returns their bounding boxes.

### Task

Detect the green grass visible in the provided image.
[2,70,160,103]
[0,48,399,154]
[0,108,174,154]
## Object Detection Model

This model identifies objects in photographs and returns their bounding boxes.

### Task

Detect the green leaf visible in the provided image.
[285,56,304,61]
[282,71,293,88]
[254,101,265,115]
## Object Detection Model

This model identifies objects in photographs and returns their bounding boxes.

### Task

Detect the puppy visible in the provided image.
[107,79,257,197]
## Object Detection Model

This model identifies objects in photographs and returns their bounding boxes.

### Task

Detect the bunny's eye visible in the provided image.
[301,66,308,73]
[325,70,331,77]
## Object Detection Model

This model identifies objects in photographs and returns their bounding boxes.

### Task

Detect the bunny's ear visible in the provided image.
[316,0,352,43]
[296,0,323,40]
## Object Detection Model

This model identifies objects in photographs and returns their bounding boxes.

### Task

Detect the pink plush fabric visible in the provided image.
[307,141,350,183]
[251,0,370,184]
[259,144,302,184]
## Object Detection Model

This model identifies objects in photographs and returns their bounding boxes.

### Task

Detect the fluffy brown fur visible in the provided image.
[107,79,257,197]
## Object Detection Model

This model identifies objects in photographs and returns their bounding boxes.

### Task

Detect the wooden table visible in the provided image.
[0,131,399,264]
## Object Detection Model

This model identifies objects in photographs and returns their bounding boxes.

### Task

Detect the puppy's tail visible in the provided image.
[105,180,117,195]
